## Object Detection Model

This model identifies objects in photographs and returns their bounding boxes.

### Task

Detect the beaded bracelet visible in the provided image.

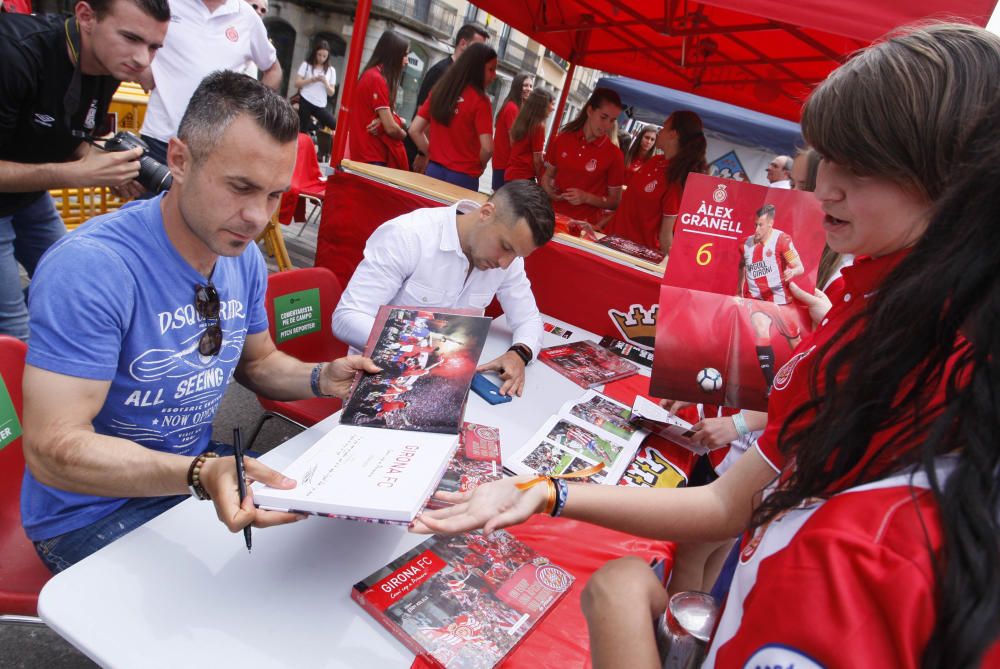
[311,362,333,397]
[187,452,219,501]
[731,411,750,438]
[551,479,569,518]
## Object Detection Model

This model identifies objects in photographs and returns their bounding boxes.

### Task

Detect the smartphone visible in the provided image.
[471,372,512,405]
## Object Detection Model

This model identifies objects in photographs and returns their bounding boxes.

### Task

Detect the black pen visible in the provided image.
[233,427,252,553]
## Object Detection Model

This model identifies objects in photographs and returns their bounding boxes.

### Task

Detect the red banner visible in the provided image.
[651,175,826,411]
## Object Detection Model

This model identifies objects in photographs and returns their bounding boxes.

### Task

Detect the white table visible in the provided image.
[37,315,609,668]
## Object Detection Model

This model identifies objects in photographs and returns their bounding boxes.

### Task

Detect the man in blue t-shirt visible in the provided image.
[21,71,378,572]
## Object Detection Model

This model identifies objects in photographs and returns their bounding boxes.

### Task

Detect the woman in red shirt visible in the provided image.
[348,31,409,168]
[503,89,554,183]
[542,88,625,225]
[415,23,1000,668]
[623,125,657,175]
[409,43,498,191]
[491,72,532,191]
[604,111,707,252]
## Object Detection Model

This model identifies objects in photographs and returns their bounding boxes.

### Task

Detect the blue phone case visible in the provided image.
[471,373,512,404]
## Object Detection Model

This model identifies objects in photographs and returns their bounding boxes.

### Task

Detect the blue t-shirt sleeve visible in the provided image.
[26,237,135,380]
[245,245,269,335]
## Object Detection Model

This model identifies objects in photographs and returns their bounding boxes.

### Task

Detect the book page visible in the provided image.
[507,390,648,485]
[629,395,707,455]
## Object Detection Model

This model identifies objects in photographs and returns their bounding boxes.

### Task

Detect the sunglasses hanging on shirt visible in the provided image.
[195,283,222,357]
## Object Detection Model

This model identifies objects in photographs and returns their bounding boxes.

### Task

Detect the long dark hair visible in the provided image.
[363,31,408,109]
[664,111,707,187]
[625,125,656,166]
[510,88,553,142]
[306,39,331,72]
[751,24,1000,668]
[429,42,497,126]
[559,88,622,134]
[496,72,531,121]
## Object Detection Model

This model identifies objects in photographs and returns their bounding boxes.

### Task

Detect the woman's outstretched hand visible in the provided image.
[411,476,548,536]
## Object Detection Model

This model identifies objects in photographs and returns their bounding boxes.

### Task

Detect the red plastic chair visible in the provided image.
[247,267,349,447]
[277,133,327,236]
[0,336,52,620]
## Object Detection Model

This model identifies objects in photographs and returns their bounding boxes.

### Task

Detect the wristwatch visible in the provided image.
[507,343,532,365]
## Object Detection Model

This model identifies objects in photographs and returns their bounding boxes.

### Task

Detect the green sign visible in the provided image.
[0,376,22,452]
[275,288,321,343]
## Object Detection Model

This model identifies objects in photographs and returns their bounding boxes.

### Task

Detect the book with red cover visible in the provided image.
[352,530,574,668]
[596,234,666,264]
[538,340,639,388]
[425,422,502,510]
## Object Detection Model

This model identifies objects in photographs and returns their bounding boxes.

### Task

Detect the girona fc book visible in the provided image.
[426,422,502,511]
[538,340,639,388]
[340,306,491,434]
[352,530,574,668]
[250,425,458,524]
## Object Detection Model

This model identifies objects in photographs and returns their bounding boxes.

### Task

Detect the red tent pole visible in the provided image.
[329,0,372,168]
[548,61,576,147]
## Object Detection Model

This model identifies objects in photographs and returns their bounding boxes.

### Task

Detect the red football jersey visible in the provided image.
[417,85,493,177]
[706,460,1000,668]
[504,124,545,182]
[492,101,519,170]
[603,155,682,250]
[740,230,798,305]
[349,66,394,164]
[545,129,625,224]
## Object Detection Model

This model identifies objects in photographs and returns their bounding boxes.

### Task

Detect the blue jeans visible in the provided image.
[32,441,256,573]
[0,193,66,341]
[426,161,480,191]
[491,169,505,192]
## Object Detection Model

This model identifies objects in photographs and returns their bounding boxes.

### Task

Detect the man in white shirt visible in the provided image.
[137,0,281,164]
[333,180,555,397]
[765,155,793,189]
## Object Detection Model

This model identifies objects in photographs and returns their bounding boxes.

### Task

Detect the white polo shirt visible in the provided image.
[333,200,544,356]
[141,0,277,142]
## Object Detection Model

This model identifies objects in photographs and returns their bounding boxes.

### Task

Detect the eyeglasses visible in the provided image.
[251,2,267,14]
[195,283,222,357]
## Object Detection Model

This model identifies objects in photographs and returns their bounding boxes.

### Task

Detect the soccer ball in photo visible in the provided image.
[697,367,723,393]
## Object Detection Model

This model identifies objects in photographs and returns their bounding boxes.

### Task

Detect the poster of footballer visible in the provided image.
[650,174,826,411]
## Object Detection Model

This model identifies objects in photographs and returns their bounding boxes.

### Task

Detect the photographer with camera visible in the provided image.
[0,0,170,341]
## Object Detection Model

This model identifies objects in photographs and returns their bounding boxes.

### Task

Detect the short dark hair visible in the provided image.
[492,180,555,247]
[90,0,171,22]
[755,204,776,220]
[178,71,299,163]
[455,22,489,46]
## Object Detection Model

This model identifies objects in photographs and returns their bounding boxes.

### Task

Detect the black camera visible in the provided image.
[102,131,173,194]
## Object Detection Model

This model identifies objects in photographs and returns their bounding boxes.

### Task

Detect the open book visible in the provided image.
[252,306,490,523]
[506,390,648,484]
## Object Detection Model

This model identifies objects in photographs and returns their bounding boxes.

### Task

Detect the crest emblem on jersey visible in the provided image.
[644,179,658,193]
[743,646,824,669]
[766,249,774,258]
[712,183,728,203]
[772,345,815,392]
[585,158,598,172]
[225,26,239,42]
[609,303,657,350]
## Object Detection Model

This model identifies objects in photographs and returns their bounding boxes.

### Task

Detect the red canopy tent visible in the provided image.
[470,0,996,122]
